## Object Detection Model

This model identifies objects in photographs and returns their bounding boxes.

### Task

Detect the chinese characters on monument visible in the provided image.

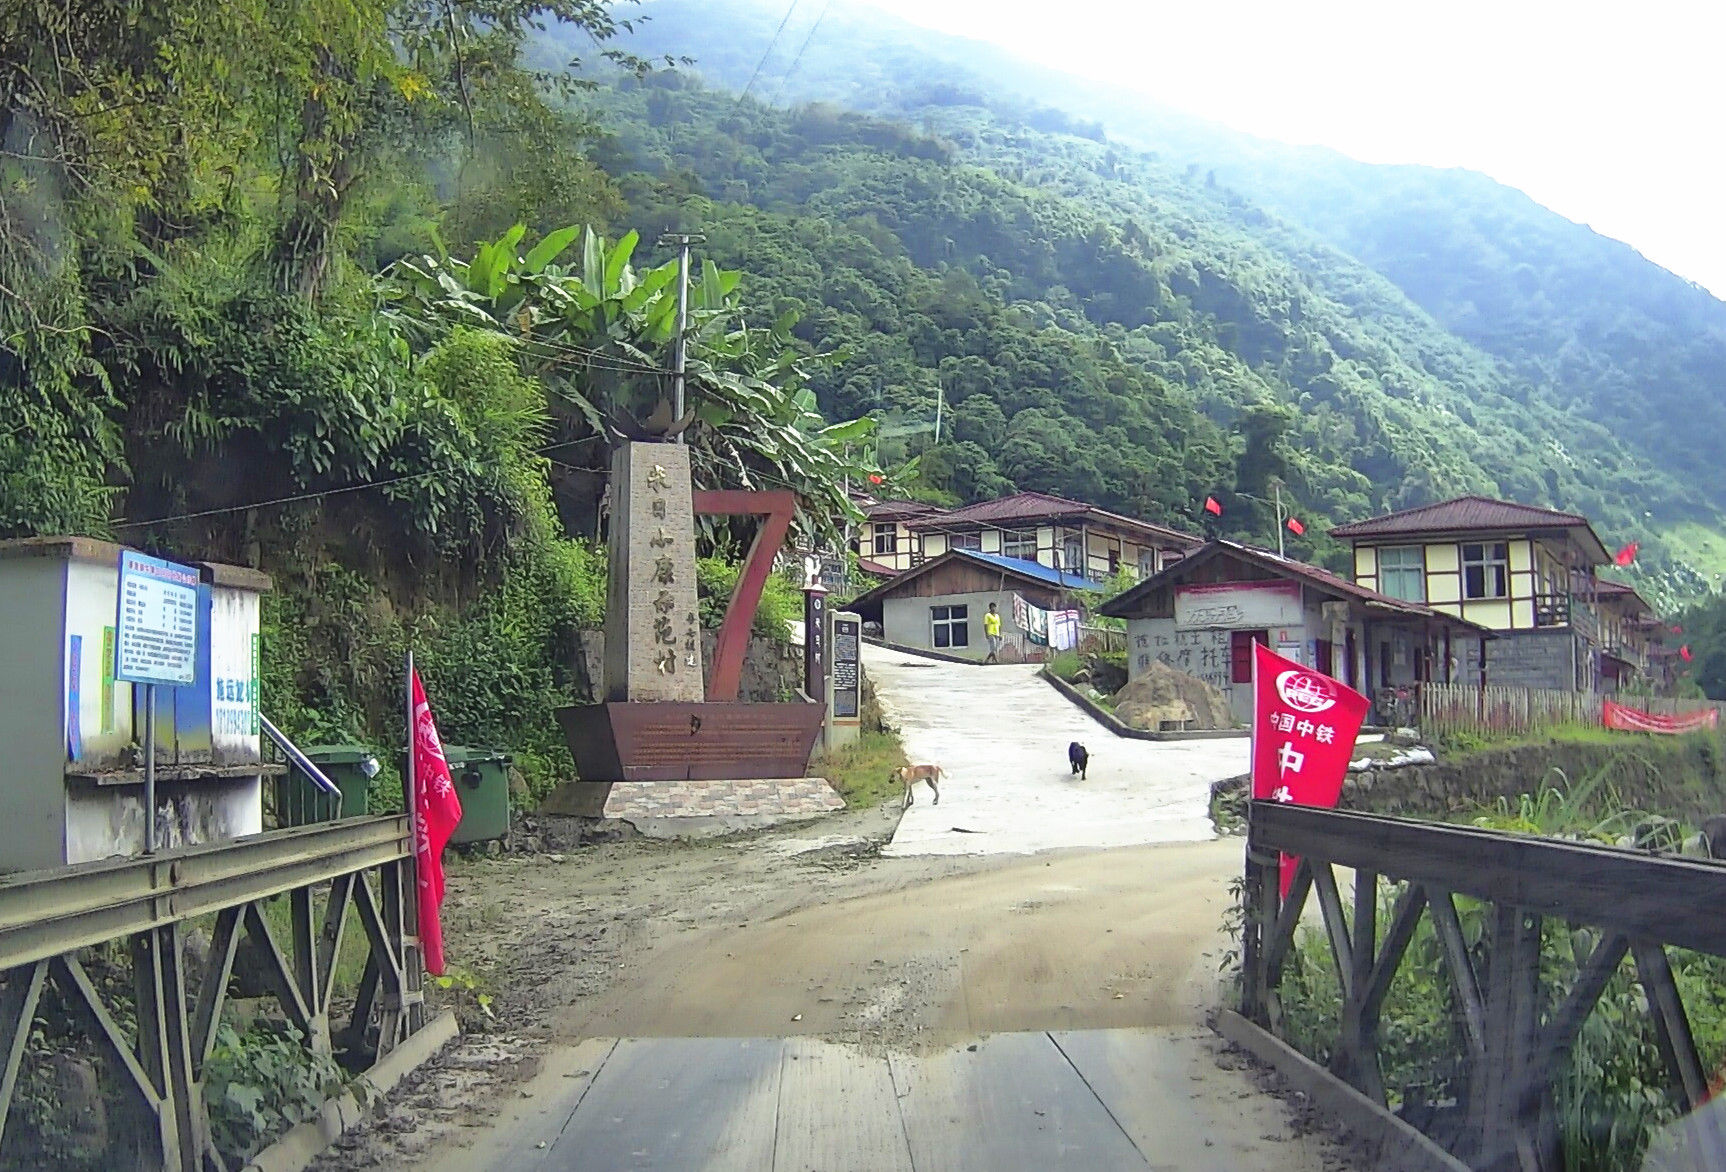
[602,442,705,703]
[1250,643,1370,896]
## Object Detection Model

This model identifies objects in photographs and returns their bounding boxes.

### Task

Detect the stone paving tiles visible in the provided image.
[603,777,846,819]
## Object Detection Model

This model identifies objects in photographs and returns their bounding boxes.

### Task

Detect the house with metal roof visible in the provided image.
[1097,540,1490,723]
[845,548,1102,661]
[1330,495,1620,691]
[853,491,1202,582]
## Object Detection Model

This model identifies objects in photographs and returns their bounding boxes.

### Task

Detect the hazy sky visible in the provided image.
[853,0,1726,299]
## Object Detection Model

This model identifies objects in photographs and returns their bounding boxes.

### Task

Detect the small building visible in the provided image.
[1588,578,1661,692]
[845,549,1099,659]
[914,492,1201,580]
[1096,540,1489,722]
[856,499,949,574]
[851,491,1202,582]
[1330,495,1615,691]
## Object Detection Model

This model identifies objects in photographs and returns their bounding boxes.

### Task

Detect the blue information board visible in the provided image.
[115,551,201,686]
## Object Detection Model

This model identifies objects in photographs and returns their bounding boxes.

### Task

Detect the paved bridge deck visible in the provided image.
[439,1028,1333,1172]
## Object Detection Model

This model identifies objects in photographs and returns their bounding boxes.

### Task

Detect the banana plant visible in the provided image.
[381,223,901,544]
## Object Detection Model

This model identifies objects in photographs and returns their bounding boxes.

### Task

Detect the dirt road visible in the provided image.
[314,812,1351,1171]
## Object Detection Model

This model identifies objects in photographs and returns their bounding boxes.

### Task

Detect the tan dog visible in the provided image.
[892,764,942,808]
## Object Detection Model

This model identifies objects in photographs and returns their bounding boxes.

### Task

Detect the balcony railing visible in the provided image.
[1532,593,1570,628]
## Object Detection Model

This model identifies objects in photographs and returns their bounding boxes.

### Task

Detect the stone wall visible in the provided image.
[573,630,805,704]
[1343,733,1726,823]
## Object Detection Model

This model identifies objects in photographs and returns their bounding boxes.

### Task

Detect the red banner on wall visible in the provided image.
[1251,643,1371,896]
[1602,700,1719,735]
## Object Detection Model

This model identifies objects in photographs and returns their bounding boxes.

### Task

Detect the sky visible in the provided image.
[851,0,1726,299]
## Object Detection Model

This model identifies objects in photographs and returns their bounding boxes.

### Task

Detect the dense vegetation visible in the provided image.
[608,0,1726,608]
[0,0,885,793]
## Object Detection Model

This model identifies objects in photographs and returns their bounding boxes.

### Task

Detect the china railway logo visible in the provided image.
[1276,669,1338,714]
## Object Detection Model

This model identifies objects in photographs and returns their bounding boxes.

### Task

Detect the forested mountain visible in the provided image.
[588,0,1726,595]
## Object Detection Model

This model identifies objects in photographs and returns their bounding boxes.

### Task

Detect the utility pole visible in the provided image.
[657,232,706,441]
[1272,481,1286,558]
[933,381,944,444]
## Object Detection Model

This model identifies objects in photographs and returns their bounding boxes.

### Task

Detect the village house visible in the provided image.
[853,491,1202,581]
[845,548,1097,660]
[1330,495,1627,692]
[1587,578,1667,691]
[1096,540,1490,723]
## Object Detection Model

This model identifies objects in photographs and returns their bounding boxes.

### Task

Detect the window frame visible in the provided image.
[1002,528,1038,560]
[1377,545,1426,603]
[931,603,970,648]
[950,531,982,551]
[872,522,898,556]
[1461,541,1510,600]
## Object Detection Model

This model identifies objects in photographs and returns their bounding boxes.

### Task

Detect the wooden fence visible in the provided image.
[1416,683,1724,739]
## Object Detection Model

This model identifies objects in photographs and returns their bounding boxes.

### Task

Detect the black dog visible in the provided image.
[1068,741,1089,780]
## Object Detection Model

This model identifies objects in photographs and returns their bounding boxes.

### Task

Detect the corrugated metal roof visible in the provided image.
[862,499,949,521]
[1329,495,1593,538]
[955,549,1103,590]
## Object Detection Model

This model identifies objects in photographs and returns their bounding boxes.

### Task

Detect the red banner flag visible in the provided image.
[1614,542,1638,567]
[1286,517,1305,536]
[1603,700,1717,734]
[411,669,463,976]
[1204,496,1223,516]
[1251,643,1371,896]
[1681,645,1694,662]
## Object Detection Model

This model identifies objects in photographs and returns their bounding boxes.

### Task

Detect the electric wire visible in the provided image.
[768,0,832,107]
[735,0,801,107]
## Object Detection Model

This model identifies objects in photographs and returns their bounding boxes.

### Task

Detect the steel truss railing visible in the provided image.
[1235,801,1726,1172]
[0,817,423,1171]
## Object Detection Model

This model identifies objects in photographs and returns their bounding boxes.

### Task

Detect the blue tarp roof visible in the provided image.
[952,549,1103,590]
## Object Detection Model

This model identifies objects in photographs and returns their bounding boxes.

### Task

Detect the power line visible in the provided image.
[735,0,801,107]
[768,0,831,106]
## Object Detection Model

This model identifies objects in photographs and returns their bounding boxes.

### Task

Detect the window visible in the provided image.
[1062,535,1083,570]
[1003,529,1037,559]
[1139,550,1157,578]
[951,531,982,551]
[1108,548,1120,573]
[1230,630,1267,684]
[1461,542,1509,599]
[873,523,898,556]
[1378,545,1425,602]
[931,604,969,648]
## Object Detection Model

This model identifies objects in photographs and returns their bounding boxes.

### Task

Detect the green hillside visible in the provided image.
[595,0,1726,598]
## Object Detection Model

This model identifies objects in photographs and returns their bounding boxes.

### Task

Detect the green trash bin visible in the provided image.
[444,745,512,845]
[281,744,379,826]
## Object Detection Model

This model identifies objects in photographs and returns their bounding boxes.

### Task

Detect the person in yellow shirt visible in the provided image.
[983,601,1003,663]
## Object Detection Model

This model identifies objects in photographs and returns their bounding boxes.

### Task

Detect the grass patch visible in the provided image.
[1046,649,1084,682]
[1430,722,1644,756]
[811,728,910,809]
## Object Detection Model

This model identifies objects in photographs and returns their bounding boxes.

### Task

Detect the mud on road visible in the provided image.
[313,808,1352,1170]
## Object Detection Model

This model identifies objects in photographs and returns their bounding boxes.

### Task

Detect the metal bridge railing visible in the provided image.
[0,817,423,1171]
[1230,801,1726,1172]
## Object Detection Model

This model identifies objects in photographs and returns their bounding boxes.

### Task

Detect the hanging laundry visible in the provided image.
[1049,610,1081,651]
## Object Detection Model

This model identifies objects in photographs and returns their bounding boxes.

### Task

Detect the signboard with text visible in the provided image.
[1251,642,1369,896]
[1175,580,1302,630]
[115,551,200,686]
[831,615,860,719]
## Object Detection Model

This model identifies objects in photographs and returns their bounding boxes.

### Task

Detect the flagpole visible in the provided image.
[1273,483,1285,558]
[405,647,421,869]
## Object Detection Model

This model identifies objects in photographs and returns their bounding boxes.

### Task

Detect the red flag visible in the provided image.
[1681,645,1694,662]
[1204,496,1223,516]
[868,474,884,485]
[1614,542,1638,567]
[411,669,463,976]
[1672,625,1684,635]
[1251,643,1370,897]
[1286,517,1305,536]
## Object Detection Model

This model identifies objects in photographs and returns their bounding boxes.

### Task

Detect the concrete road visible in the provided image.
[428,1028,1340,1172]
[865,649,1248,856]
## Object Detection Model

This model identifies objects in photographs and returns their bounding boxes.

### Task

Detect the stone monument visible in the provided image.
[547,440,827,815]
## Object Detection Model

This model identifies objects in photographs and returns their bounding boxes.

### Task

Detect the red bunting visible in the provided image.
[1614,542,1638,567]
[1286,517,1305,536]
[1204,496,1223,516]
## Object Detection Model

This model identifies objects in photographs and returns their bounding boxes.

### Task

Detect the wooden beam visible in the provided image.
[1632,940,1709,1112]
[0,961,46,1149]
[1428,888,1487,1063]
[1530,932,1627,1086]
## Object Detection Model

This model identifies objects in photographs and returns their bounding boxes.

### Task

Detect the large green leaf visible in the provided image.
[523,226,583,275]
[605,230,639,295]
